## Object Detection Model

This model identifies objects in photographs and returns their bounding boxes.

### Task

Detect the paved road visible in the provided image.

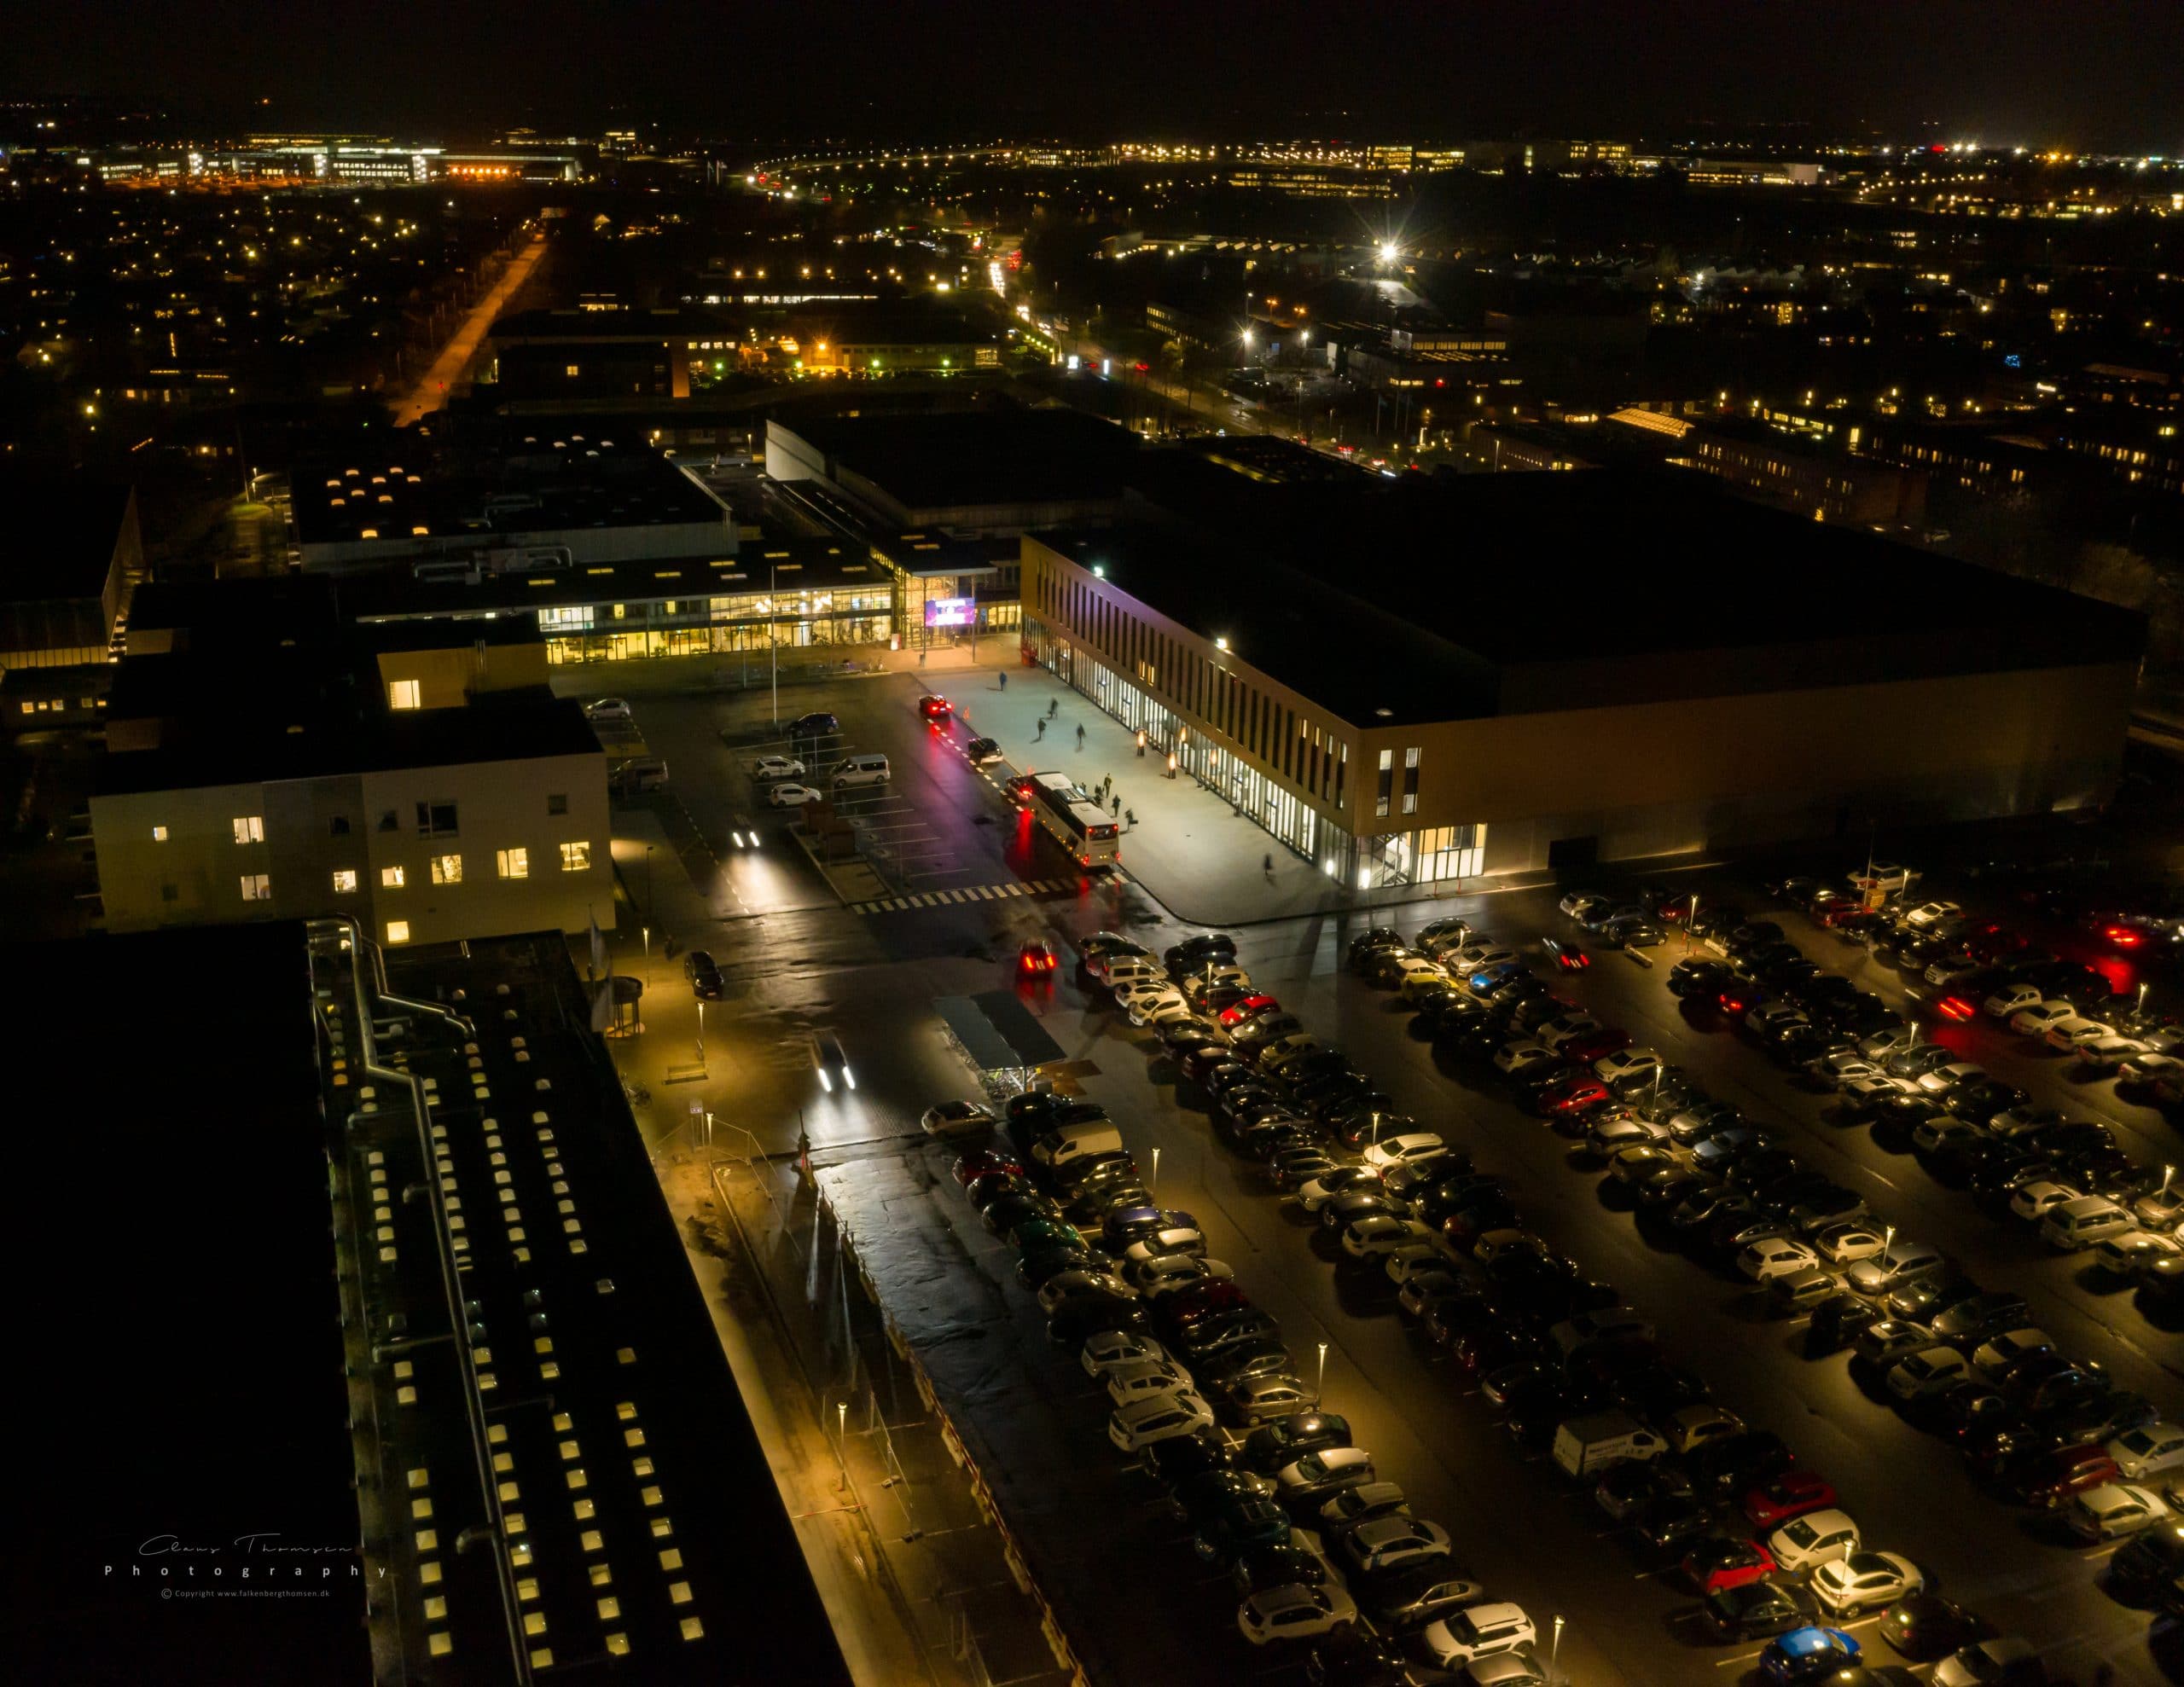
[388,234,547,426]
[584,659,2180,1683]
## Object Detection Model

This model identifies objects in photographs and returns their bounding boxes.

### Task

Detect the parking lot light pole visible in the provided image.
[1316,1342,1327,1399]
[1551,1615,1565,1679]
[1149,1146,1160,1201]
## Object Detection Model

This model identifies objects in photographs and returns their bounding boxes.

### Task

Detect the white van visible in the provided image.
[1551,1411,1669,1478]
[2039,1197,2134,1252]
[1032,1121,1125,1169]
[833,753,892,790]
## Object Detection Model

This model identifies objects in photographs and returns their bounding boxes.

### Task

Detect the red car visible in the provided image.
[1533,1075,1612,1117]
[919,693,953,722]
[2013,1445,2120,1509]
[1560,1027,1634,1064]
[1019,940,1058,977]
[1679,1535,1777,1595]
[1740,1470,1838,1529]
[1220,995,1283,1029]
[953,1150,1025,1189]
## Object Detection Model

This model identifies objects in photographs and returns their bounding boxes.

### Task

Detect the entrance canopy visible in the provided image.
[933,990,1066,1074]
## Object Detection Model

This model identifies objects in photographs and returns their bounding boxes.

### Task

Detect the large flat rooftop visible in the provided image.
[779,409,1139,514]
[1049,459,2146,727]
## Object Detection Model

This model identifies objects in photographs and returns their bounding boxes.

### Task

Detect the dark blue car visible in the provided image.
[1760,1625,1860,1684]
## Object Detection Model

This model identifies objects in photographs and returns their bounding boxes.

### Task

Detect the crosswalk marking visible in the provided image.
[844,876,1095,916]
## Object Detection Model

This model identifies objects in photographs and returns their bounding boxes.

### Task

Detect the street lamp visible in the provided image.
[1378,241,1398,264]
[1551,1615,1565,1679]
[1316,1341,1328,1398]
[1149,1146,1160,1201]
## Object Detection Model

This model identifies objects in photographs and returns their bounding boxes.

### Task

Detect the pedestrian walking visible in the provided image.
[1124,808,1136,828]
[1112,794,1121,818]
[1048,699,1059,721]
[1075,723,1084,749]
[998,672,1008,692]
[1035,718,1046,740]
[1263,852,1275,882]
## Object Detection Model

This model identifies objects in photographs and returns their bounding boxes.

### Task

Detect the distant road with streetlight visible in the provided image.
[390,231,549,427]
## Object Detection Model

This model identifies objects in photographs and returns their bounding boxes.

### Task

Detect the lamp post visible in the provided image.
[1316,1342,1328,1399]
[1149,1146,1160,1202]
[696,1000,705,1064]
[770,558,779,728]
[1550,1615,1565,1679]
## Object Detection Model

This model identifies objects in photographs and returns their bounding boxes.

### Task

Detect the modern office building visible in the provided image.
[1021,449,2143,884]
[0,478,140,730]
[91,578,613,944]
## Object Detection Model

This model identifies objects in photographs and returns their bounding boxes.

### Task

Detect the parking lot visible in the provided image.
[741,851,2183,1685]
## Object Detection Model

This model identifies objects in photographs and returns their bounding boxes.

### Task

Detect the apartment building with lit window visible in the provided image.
[1023,447,2141,884]
[90,578,609,943]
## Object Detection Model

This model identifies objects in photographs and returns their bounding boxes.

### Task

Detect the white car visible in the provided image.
[1385,955,1445,988]
[1814,1050,1886,1087]
[1840,1075,1914,1111]
[584,697,633,722]
[1361,1131,1449,1172]
[1450,943,1517,972]
[2119,1050,2184,1087]
[1594,1048,1663,1085]
[1846,1242,1943,1296]
[1105,1359,1195,1407]
[1972,1328,2055,1381]
[1122,1229,1207,1267]
[750,754,806,780]
[1126,993,1193,1028]
[1107,1389,1214,1452]
[2043,1015,2115,1053]
[767,781,823,809]
[1900,900,1960,929]
[1036,1269,1134,1314]
[1810,1551,1924,1616]
[2007,1181,2081,1224]
[1275,1446,1375,1499]
[2073,1035,2148,1073]
[1237,1582,1356,1646]
[1472,1230,1551,1266]
[2132,1186,2184,1232]
[1740,1237,1821,1283]
[2008,1000,2077,1038]
[1493,1042,1561,1079]
[1810,1221,1889,1266]
[1115,977,1181,1012]
[1664,1405,1745,1455]
[1420,1602,1536,1668]
[1297,1168,1382,1214]
[1382,1243,1446,1283]
[1338,1516,1452,1574]
[1128,1255,1233,1298]
[1769,1507,1861,1571]
[1341,1215,1436,1261]
[1886,1346,1971,1400]
[1533,1015,1603,1051]
[1747,1003,1809,1037]
[920,1100,997,1138]
[1981,983,2046,1019]
[2092,1231,2184,1276]
[1080,1330,1166,1379]
[2106,1422,2184,1480]
[2063,1482,2173,1542]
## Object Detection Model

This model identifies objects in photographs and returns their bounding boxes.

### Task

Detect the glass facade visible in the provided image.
[537,585,894,664]
[1031,614,1486,890]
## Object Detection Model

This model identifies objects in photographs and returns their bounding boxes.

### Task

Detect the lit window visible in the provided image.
[561,841,591,872]
[332,868,358,894]
[17,702,32,716]
[386,920,411,944]
[497,847,530,880]
[389,679,421,710]
[431,854,462,885]
[233,815,264,844]
[239,872,271,901]
[565,364,580,379]
[381,866,405,889]
[151,825,169,843]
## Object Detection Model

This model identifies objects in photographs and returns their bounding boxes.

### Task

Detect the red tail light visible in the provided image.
[2106,925,2142,948]
[1937,996,1975,1021]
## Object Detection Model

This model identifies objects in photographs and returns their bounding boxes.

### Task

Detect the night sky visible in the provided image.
[12,0,2182,149]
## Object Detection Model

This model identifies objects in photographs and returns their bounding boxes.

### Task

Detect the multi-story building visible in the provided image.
[1020,446,2140,883]
[90,579,611,945]
[0,477,139,728]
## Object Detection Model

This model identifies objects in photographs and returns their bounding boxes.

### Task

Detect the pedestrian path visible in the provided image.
[849,876,1092,915]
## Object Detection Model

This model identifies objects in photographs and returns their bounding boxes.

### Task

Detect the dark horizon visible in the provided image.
[9,0,2183,152]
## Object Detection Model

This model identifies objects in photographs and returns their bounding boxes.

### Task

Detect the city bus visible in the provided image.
[1017,771,1121,870]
